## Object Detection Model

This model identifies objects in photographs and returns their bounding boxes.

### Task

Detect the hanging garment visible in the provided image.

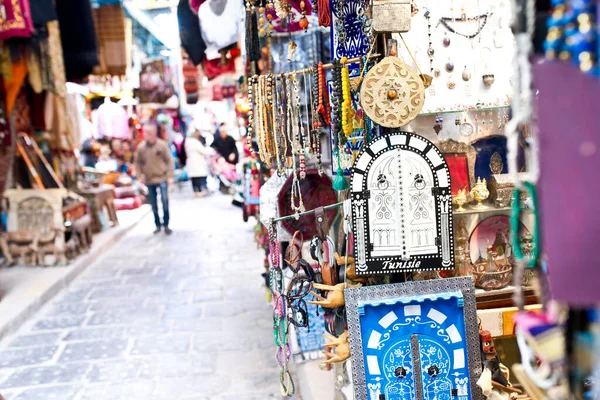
[198,0,241,60]
[182,55,199,104]
[46,21,66,97]
[55,0,99,81]
[93,4,128,76]
[96,98,129,139]
[29,0,57,26]
[177,0,206,66]
[0,0,34,39]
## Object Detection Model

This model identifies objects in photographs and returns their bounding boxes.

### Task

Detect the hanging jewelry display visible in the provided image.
[437,12,490,39]
[330,0,372,60]
[459,111,474,136]
[360,40,425,128]
[447,76,456,89]
[350,131,454,275]
[299,0,309,31]
[481,47,495,87]
[433,114,443,134]
[247,76,256,153]
[274,77,287,175]
[445,58,455,73]
[442,31,451,47]
[371,0,411,33]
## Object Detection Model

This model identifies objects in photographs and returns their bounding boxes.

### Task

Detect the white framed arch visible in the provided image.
[351,132,454,275]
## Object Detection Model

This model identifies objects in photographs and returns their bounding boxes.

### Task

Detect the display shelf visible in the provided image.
[418,105,510,117]
[475,285,538,310]
[453,203,531,216]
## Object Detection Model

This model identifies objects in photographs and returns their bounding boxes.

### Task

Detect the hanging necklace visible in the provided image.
[424,10,435,74]
[247,77,255,154]
[293,74,307,179]
[316,62,331,127]
[331,61,343,146]
[309,67,324,175]
[274,77,287,175]
[438,14,490,39]
[340,58,354,138]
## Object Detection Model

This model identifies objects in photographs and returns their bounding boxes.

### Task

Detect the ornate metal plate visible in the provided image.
[330,0,372,61]
[350,132,454,275]
[360,57,425,128]
[345,277,484,400]
[259,174,292,242]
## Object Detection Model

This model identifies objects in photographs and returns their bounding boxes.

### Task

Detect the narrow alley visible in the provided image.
[0,192,283,400]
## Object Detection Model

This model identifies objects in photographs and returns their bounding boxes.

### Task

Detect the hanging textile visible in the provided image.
[182,53,199,104]
[198,0,241,60]
[0,77,12,196]
[46,21,66,97]
[95,98,129,139]
[93,4,128,76]
[178,0,206,66]
[55,0,99,81]
[29,0,57,25]
[0,0,34,39]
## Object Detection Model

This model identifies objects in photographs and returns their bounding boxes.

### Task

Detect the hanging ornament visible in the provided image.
[341,57,355,137]
[443,31,451,47]
[299,0,309,31]
[445,58,455,73]
[360,39,425,128]
[372,0,411,33]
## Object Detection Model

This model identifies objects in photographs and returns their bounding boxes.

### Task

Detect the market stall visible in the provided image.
[247,0,598,398]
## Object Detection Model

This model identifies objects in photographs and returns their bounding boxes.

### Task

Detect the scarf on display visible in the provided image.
[0,0,34,40]
[55,0,99,81]
[178,0,207,66]
[93,4,128,76]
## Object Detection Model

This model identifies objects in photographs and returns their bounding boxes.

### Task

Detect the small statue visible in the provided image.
[453,188,468,212]
[334,253,368,284]
[480,329,509,387]
[322,331,350,364]
[309,282,362,308]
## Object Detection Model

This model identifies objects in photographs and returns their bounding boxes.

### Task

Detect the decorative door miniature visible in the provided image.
[351,132,454,275]
[345,278,483,400]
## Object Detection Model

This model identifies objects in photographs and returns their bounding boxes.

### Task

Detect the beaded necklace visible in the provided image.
[316,62,331,127]
[285,74,305,218]
[273,78,287,175]
[309,67,324,175]
[246,77,255,154]
[340,58,354,138]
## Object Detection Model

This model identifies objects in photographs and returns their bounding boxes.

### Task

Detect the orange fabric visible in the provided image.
[4,58,27,114]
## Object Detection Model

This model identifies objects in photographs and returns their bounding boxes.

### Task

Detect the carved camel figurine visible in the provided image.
[322,331,350,364]
[309,282,362,308]
[334,253,368,284]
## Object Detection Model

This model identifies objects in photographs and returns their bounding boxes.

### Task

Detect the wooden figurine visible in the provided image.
[322,331,350,364]
[309,283,362,308]
[334,253,368,284]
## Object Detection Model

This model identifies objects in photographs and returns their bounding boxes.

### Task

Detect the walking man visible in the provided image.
[135,122,174,234]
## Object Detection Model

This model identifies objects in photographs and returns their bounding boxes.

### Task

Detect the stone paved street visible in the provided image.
[0,190,286,399]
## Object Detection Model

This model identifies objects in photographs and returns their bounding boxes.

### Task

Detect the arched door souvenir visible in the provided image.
[360,48,425,128]
[351,132,454,275]
[345,277,483,400]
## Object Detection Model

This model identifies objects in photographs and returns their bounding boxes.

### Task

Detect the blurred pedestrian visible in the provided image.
[185,130,210,197]
[211,122,238,165]
[135,122,175,235]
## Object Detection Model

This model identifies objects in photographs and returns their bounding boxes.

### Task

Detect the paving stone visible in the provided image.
[88,286,141,300]
[137,354,216,378]
[11,384,80,400]
[86,309,160,325]
[88,297,146,312]
[32,315,86,331]
[130,335,190,355]
[1,363,89,388]
[86,359,140,382]
[58,339,128,362]
[144,293,191,307]
[0,346,58,368]
[126,321,171,336]
[153,375,231,398]
[163,304,203,319]
[63,327,126,341]
[191,289,224,303]
[172,318,222,333]
[77,380,154,400]
[44,302,89,317]
[8,332,62,348]
[192,332,247,353]
[120,267,156,276]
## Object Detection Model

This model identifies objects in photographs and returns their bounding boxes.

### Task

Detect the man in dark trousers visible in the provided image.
[211,123,239,165]
[135,122,175,235]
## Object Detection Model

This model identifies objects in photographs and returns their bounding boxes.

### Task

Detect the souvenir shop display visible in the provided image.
[246,0,595,397]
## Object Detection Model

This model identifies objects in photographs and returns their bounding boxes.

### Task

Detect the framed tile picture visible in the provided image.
[345,277,484,400]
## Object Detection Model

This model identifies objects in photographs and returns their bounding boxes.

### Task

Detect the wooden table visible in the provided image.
[77,185,119,233]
